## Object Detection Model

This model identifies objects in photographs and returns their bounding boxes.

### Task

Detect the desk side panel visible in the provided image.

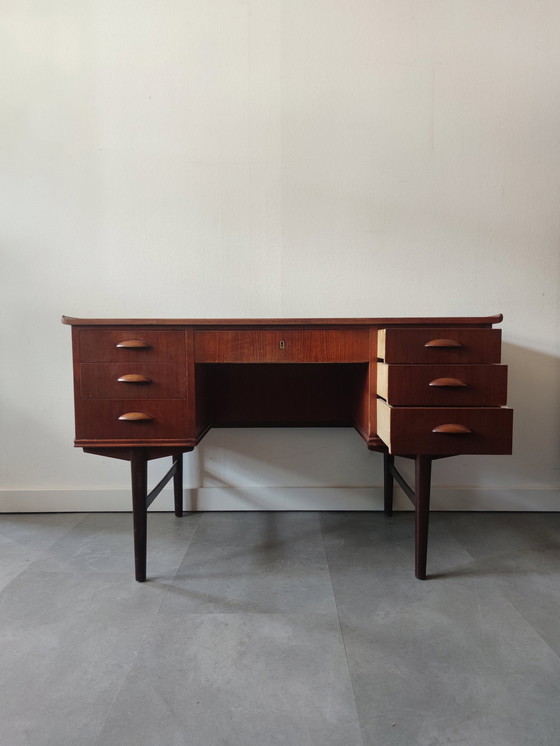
[352,328,381,447]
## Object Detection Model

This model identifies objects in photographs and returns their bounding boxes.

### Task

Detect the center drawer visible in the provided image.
[194,329,370,363]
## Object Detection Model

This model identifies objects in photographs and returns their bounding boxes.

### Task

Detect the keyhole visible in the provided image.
[279,340,285,349]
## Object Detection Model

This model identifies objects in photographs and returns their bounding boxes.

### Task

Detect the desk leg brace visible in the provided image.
[383,453,433,580]
[130,449,184,582]
[131,449,433,582]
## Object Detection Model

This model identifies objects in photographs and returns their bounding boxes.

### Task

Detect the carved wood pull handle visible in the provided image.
[424,338,463,348]
[432,424,472,434]
[118,412,154,422]
[117,374,152,384]
[428,377,467,388]
[116,339,151,349]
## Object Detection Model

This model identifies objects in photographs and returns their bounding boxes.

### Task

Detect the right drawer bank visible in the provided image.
[376,327,513,455]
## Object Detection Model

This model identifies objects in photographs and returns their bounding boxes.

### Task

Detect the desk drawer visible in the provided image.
[78,330,186,363]
[377,364,507,406]
[80,364,187,399]
[378,328,501,364]
[377,400,513,455]
[194,329,370,362]
[75,400,189,441]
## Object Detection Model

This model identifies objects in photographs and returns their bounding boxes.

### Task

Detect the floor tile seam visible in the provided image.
[0,512,90,556]
[92,517,204,745]
[91,591,174,746]
[472,573,560,666]
[169,512,205,573]
[154,608,343,620]
[0,566,34,601]
[440,521,479,557]
[503,592,560,665]
[447,541,557,572]
[320,520,367,746]
[145,513,206,604]
[35,512,97,569]
[0,541,114,602]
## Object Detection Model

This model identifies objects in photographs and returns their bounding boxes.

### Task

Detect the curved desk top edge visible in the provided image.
[61,314,504,327]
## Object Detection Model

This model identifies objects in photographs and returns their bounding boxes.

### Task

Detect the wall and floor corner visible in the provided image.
[1,2,559,513]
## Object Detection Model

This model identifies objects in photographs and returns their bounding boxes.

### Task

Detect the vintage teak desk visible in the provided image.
[62,315,513,581]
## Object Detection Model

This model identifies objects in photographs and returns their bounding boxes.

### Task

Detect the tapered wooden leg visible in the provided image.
[131,448,148,582]
[383,452,394,516]
[173,452,183,517]
[415,455,433,580]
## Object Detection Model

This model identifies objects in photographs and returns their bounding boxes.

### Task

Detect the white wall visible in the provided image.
[1,1,559,512]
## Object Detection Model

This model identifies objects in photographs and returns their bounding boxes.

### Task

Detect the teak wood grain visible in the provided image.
[75,399,191,443]
[204,363,366,426]
[62,314,513,582]
[378,328,502,364]
[80,363,187,399]
[376,401,513,455]
[78,330,186,363]
[377,363,508,406]
[62,314,504,327]
[194,329,370,362]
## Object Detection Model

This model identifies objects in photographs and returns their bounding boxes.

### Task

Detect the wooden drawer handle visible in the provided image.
[432,424,472,434]
[117,374,152,384]
[428,377,467,388]
[424,338,463,348]
[116,339,151,349]
[118,412,153,422]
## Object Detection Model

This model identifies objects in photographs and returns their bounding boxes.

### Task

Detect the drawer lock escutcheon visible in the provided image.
[432,424,472,434]
[118,412,154,422]
[117,374,152,384]
[428,377,468,388]
[116,339,151,349]
[424,338,463,348]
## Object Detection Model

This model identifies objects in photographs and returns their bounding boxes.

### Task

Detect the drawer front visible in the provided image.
[378,328,501,364]
[377,364,507,406]
[75,400,189,441]
[80,364,187,399]
[377,400,513,455]
[78,330,186,363]
[194,329,370,362]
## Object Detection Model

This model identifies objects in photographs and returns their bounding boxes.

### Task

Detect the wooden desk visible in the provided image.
[62,315,513,581]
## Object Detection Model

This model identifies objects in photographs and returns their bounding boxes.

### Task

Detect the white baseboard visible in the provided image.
[0,486,559,512]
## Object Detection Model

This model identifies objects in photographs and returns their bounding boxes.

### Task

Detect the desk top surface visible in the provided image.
[62,314,503,328]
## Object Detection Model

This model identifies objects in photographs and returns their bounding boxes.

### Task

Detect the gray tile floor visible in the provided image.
[1,510,559,746]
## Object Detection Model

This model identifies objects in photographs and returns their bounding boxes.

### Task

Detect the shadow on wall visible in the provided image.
[197,427,381,485]
[502,341,560,481]
[189,341,560,507]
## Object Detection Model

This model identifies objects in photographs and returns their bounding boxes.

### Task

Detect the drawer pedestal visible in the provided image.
[63,314,513,582]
